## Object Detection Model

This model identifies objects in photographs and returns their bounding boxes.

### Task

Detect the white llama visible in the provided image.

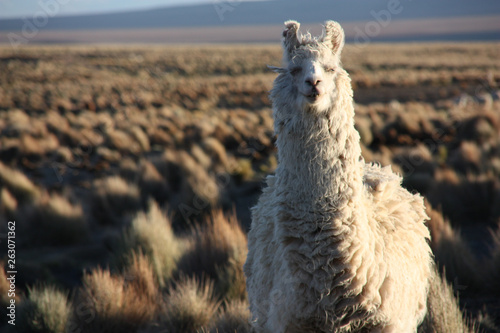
[244,20,433,332]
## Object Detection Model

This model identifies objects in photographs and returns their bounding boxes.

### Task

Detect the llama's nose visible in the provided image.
[305,78,321,87]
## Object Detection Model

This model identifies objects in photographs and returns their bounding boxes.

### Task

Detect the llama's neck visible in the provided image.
[271,70,371,320]
[273,71,363,224]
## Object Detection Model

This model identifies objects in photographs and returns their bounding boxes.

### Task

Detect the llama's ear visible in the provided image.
[282,20,301,57]
[323,20,345,55]
[267,65,287,73]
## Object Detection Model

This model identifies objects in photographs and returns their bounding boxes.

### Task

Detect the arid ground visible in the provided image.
[0,42,499,332]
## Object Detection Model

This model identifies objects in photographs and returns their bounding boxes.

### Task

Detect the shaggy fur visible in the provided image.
[244,20,433,332]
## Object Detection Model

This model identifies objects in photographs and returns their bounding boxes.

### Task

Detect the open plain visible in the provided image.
[0,42,499,332]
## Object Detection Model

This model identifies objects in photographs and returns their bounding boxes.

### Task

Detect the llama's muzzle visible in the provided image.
[304,87,321,100]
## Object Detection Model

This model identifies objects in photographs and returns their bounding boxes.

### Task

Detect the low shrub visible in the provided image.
[74,267,155,333]
[91,176,142,225]
[121,200,184,286]
[18,285,71,333]
[22,193,88,246]
[0,162,41,204]
[178,209,247,301]
[142,276,219,333]
[208,300,251,333]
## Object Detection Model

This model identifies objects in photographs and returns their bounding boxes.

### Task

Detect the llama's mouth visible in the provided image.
[303,91,321,102]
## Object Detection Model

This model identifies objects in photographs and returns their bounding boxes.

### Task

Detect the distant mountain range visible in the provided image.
[1,0,499,43]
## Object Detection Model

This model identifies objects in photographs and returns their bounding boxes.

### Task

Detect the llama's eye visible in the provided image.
[289,67,301,75]
[326,67,336,73]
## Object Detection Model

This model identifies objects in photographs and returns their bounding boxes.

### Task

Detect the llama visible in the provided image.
[243,20,433,332]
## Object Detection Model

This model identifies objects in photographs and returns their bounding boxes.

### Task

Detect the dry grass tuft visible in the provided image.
[138,160,170,204]
[18,285,72,333]
[427,170,498,225]
[425,201,482,291]
[91,176,142,225]
[178,209,247,301]
[473,311,500,333]
[448,141,482,174]
[148,127,173,147]
[118,158,170,203]
[426,200,455,248]
[119,157,140,182]
[74,267,155,333]
[158,150,221,221]
[202,137,230,172]
[128,125,151,152]
[457,113,499,145]
[78,268,127,321]
[23,193,88,246]
[419,269,473,333]
[354,115,373,146]
[144,276,219,333]
[0,187,17,215]
[489,226,500,292]
[191,144,212,170]
[19,133,59,159]
[55,126,101,149]
[96,146,122,163]
[53,146,73,163]
[124,252,159,305]
[0,162,41,203]
[122,200,184,286]
[208,300,251,333]
[106,128,142,155]
[394,143,435,175]
[234,158,255,182]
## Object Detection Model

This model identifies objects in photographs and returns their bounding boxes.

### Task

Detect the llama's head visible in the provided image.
[271,20,346,113]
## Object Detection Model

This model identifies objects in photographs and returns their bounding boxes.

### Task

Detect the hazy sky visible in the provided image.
[0,0,219,19]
